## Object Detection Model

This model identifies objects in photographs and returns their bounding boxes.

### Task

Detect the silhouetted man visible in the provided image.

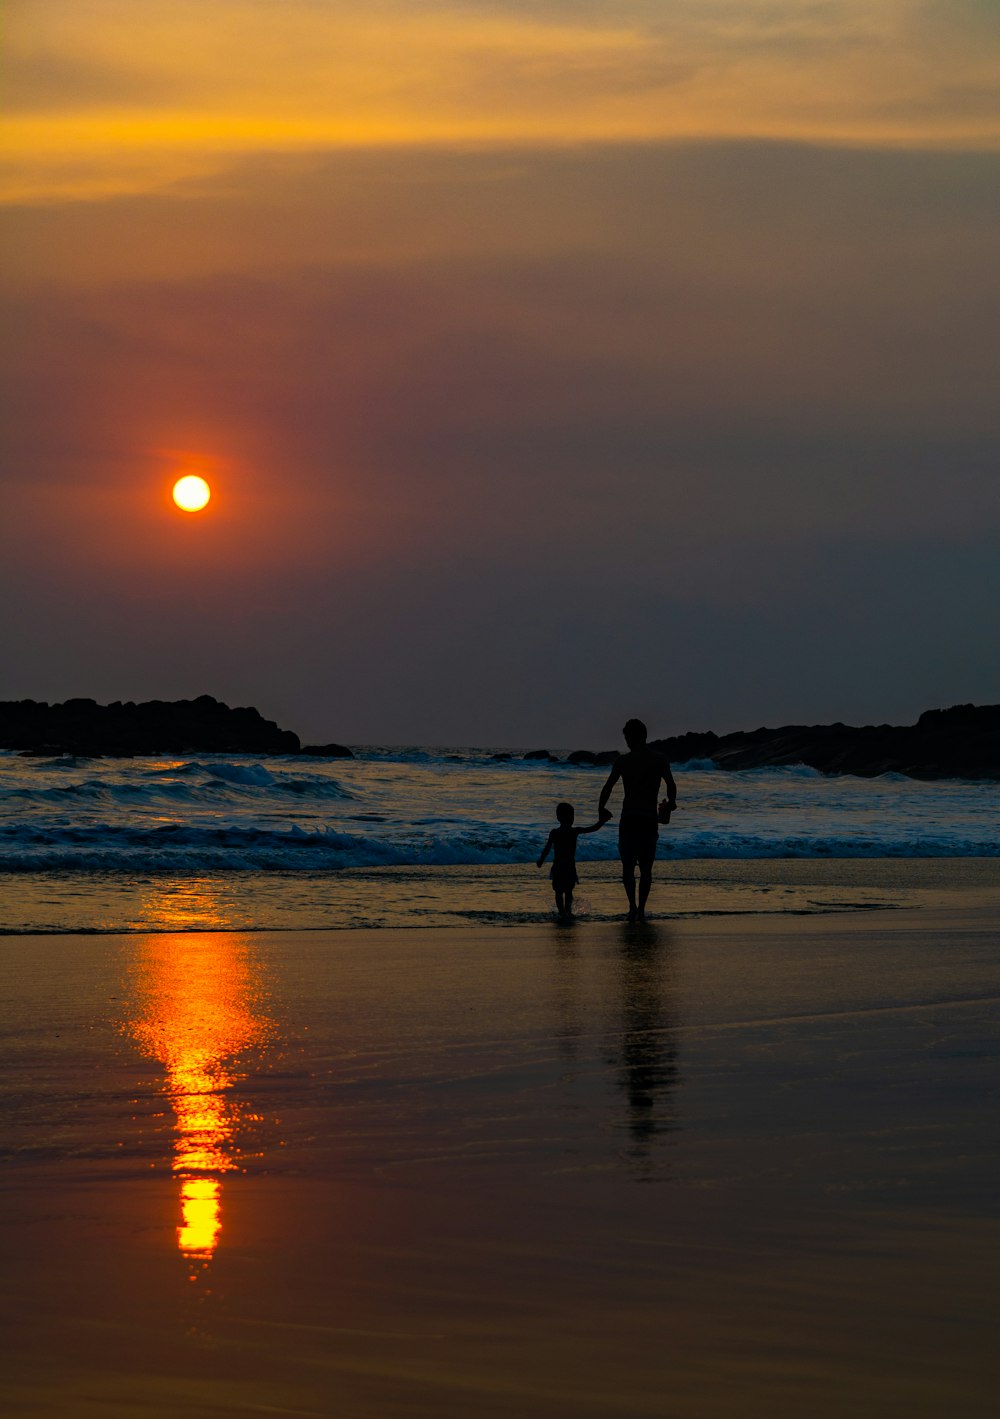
[599,719,677,921]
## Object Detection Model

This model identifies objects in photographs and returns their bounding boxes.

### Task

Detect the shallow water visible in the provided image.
[4,857,1000,935]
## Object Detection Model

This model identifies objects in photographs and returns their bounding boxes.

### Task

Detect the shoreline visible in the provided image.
[0,903,915,937]
[2,857,999,937]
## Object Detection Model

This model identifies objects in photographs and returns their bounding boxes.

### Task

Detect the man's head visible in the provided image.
[622,718,648,750]
[556,801,575,826]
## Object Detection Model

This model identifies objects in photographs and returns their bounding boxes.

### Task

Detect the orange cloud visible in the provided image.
[3,0,999,203]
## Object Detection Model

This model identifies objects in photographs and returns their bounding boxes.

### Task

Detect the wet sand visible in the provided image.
[2,903,999,1416]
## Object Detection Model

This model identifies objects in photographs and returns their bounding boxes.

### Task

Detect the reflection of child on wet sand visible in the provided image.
[536,801,612,917]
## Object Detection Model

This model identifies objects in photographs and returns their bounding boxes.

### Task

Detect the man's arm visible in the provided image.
[536,831,554,868]
[661,756,677,805]
[598,761,622,817]
[657,755,677,823]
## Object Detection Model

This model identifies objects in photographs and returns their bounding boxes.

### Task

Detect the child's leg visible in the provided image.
[563,887,574,916]
[554,887,566,914]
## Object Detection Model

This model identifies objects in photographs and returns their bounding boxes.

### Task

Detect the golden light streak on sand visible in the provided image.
[130,890,272,1268]
[178,1178,223,1257]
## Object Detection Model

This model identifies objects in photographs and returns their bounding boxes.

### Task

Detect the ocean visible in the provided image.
[1,747,997,933]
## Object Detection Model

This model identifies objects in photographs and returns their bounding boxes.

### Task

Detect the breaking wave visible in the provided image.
[0,819,996,874]
[0,761,352,807]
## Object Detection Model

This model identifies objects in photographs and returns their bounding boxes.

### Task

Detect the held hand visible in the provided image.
[598,808,613,824]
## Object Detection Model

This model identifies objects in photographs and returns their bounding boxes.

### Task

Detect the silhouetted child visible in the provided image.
[537,801,611,917]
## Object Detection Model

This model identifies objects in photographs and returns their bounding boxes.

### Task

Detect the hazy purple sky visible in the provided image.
[3,2,999,744]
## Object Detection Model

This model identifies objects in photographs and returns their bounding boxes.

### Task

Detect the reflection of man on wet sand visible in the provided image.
[598,719,677,921]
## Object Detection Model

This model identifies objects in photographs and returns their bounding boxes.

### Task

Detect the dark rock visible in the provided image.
[566,748,622,767]
[0,696,300,757]
[649,704,1000,781]
[491,752,513,761]
[300,743,354,758]
[649,730,720,763]
[524,749,558,761]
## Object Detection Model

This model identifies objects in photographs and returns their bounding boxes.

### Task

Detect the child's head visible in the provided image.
[556,801,575,826]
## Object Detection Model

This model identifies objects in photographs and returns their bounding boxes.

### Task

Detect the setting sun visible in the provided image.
[172,475,211,512]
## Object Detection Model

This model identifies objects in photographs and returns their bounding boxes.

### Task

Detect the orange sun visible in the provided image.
[172,475,211,512]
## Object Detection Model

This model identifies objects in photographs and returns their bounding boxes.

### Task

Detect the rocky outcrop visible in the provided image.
[566,749,619,766]
[5,698,995,779]
[650,704,1000,781]
[1,696,300,757]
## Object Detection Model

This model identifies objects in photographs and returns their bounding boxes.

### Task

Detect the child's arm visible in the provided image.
[576,811,612,836]
[536,831,554,868]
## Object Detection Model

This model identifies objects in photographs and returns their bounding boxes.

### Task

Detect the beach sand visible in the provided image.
[2,900,999,1417]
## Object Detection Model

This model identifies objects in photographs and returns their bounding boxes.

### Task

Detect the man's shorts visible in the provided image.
[618,817,659,869]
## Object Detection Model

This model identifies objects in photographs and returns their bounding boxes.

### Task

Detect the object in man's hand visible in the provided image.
[657,799,673,825]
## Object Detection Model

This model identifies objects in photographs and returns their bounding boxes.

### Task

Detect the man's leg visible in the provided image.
[621,861,638,917]
[620,828,641,917]
[636,835,657,919]
[636,865,653,918]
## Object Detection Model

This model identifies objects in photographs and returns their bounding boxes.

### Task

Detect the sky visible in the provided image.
[2,0,999,745]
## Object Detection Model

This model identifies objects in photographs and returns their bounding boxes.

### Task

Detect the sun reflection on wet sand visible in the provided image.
[178,1178,222,1256]
[130,883,273,1274]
